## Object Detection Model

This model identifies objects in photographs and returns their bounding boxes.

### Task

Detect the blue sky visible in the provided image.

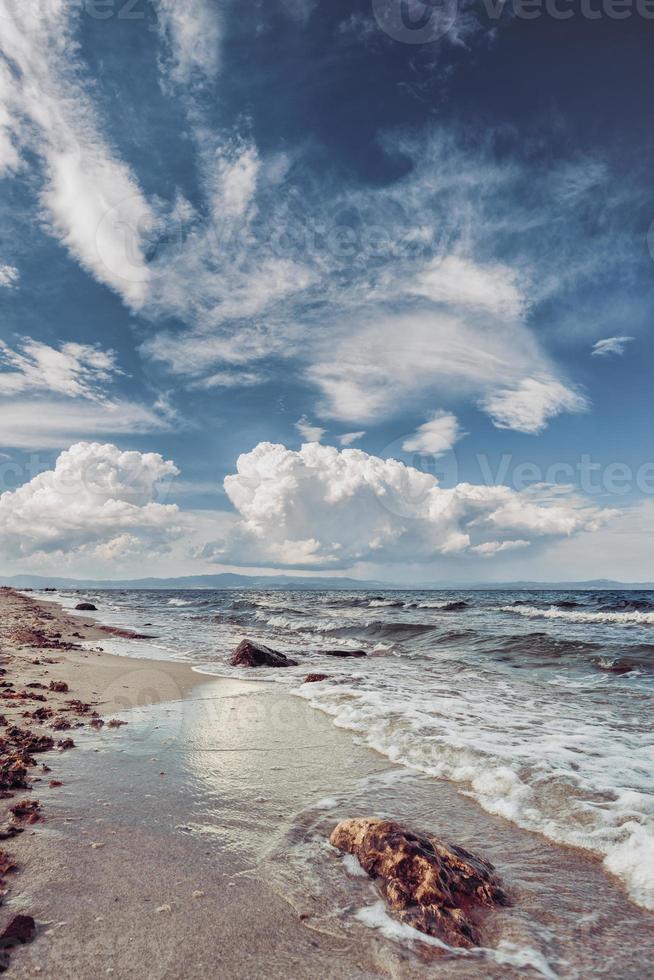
[0,0,653,582]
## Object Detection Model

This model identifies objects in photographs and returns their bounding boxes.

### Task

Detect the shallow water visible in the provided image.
[30,675,654,979]
[49,586,654,914]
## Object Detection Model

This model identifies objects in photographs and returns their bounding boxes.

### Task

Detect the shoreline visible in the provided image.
[0,588,652,978]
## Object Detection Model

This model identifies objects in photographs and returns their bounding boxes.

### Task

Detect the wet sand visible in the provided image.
[0,589,652,979]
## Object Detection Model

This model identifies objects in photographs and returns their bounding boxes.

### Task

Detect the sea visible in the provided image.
[50,586,654,917]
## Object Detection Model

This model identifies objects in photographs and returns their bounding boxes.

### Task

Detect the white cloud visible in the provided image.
[402,411,464,456]
[0,0,154,307]
[295,416,326,443]
[212,141,260,221]
[0,442,181,559]
[482,377,588,434]
[0,339,117,399]
[0,399,172,449]
[0,265,18,288]
[206,442,611,568]
[189,369,263,390]
[591,336,635,357]
[469,539,530,557]
[308,308,549,423]
[339,431,365,446]
[409,255,526,319]
[156,0,221,87]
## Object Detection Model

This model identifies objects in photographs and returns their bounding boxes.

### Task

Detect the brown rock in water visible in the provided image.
[304,673,329,683]
[322,649,367,658]
[229,639,298,668]
[75,602,97,611]
[0,914,36,947]
[330,818,507,949]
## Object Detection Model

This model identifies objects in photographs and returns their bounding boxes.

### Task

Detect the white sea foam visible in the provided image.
[500,604,654,625]
[296,661,654,910]
[355,902,558,978]
[166,597,194,606]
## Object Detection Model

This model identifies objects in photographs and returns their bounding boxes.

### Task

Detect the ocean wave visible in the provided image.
[404,599,469,611]
[500,604,654,626]
[488,631,600,660]
[166,597,195,607]
[597,598,654,613]
[295,675,654,910]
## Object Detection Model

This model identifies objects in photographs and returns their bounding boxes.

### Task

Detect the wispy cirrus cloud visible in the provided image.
[0,264,18,288]
[156,0,221,88]
[0,0,154,307]
[591,336,635,357]
[0,338,117,400]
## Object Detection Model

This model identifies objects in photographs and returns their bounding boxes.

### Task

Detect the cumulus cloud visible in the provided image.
[0,339,116,399]
[0,442,181,559]
[204,442,611,568]
[0,0,154,307]
[0,265,18,288]
[481,377,588,434]
[402,411,464,456]
[591,336,635,357]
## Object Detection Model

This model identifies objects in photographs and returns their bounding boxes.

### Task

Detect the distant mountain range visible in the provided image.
[2,574,653,591]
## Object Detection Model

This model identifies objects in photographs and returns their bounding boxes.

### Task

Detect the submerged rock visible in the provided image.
[321,649,367,658]
[304,673,329,683]
[229,639,298,668]
[330,817,507,948]
[75,602,97,611]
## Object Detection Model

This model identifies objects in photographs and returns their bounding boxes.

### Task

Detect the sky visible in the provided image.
[0,0,653,583]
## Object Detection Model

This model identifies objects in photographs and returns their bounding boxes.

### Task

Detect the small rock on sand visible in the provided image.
[0,914,36,948]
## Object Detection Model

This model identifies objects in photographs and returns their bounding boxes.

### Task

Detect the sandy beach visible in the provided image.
[0,588,651,979]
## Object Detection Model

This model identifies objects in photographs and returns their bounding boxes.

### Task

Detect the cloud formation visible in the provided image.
[0,0,154,307]
[0,265,18,288]
[0,339,116,399]
[591,336,635,357]
[402,411,464,456]
[206,442,611,568]
[0,442,181,560]
[156,0,221,87]
[481,378,588,434]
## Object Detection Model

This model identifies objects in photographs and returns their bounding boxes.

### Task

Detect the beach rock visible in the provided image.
[75,602,97,611]
[229,639,298,668]
[0,914,36,947]
[330,817,507,948]
[322,649,367,658]
[49,680,69,693]
[304,673,329,683]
